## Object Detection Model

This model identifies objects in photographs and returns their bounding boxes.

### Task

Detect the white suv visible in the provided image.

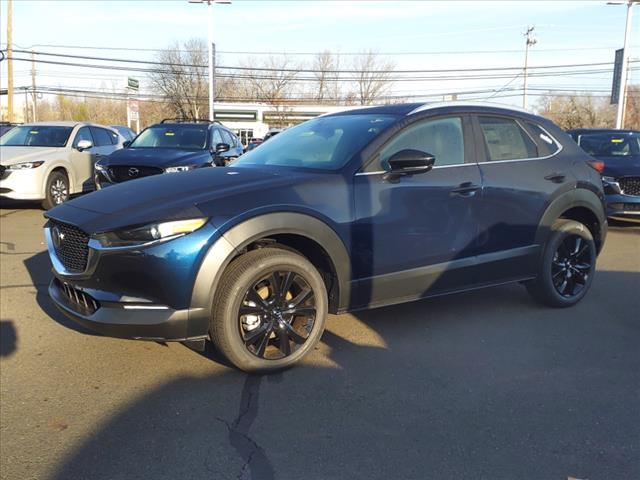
[0,122,123,209]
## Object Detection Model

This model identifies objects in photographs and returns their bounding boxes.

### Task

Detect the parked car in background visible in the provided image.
[0,122,20,137]
[0,122,123,209]
[263,128,283,141]
[44,103,606,371]
[94,119,243,189]
[568,128,640,222]
[244,137,263,152]
[110,125,136,143]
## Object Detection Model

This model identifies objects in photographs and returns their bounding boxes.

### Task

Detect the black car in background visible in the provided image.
[568,129,640,222]
[94,119,243,188]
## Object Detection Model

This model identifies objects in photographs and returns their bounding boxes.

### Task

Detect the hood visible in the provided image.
[104,148,211,168]
[45,166,320,234]
[592,154,640,178]
[0,146,62,165]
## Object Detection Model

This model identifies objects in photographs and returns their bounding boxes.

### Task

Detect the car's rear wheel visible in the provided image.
[210,247,328,372]
[42,171,69,210]
[526,219,596,307]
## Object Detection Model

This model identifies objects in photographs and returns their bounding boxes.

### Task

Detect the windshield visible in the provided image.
[0,126,73,147]
[577,133,640,157]
[233,114,398,170]
[130,125,208,149]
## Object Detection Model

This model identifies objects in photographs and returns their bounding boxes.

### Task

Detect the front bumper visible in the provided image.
[605,193,640,221]
[0,168,45,200]
[49,277,198,340]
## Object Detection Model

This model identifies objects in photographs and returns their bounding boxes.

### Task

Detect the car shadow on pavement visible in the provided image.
[47,269,639,480]
[0,320,17,357]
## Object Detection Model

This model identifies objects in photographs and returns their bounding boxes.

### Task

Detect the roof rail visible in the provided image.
[160,118,222,125]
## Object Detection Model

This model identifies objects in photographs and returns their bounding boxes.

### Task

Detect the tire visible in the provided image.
[210,247,328,372]
[42,170,70,210]
[526,219,597,308]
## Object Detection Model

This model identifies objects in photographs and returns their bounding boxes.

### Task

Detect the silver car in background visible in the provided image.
[0,122,123,209]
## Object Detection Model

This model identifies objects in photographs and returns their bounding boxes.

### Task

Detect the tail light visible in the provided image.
[587,160,605,173]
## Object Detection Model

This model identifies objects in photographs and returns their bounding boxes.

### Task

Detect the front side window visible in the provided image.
[129,125,208,149]
[379,116,465,168]
[479,116,538,161]
[577,133,640,157]
[211,129,224,146]
[233,114,398,170]
[73,127,94,148]
[0,126,73,147]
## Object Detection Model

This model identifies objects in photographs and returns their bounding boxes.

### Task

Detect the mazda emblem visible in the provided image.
[51,226,65,250]
[128,167,139,177]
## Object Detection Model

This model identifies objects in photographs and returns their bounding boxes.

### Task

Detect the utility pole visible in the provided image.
[31,50,37,122]
[7,0,14,122]
[609,0,637,129]
[522,25,536,110]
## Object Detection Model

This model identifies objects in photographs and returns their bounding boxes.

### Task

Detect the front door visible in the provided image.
[69,126,98,192]
[354,115,482,308]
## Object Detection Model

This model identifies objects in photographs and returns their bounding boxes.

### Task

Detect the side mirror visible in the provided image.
[211,142,230,167]
[76,139,93,152]
[384,149,435,180]
[122,140,131,148]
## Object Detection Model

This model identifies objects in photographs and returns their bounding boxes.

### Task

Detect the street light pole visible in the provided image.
[610,0,636,129]
[189,0,231,121]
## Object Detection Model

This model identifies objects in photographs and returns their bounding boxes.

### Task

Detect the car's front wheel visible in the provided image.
[526,219,597,307]
[210,247,328,372]
[42,170,70,210]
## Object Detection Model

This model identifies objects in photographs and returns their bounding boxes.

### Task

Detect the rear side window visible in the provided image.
[479,116,538,161]
[525,122,560,157]
[90,127,113,147]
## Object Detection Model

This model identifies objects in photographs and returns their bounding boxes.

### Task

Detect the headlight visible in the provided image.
[165,165,196,173]
[95,162,106,172]
[7,161,44,170]
[92,218,208,247]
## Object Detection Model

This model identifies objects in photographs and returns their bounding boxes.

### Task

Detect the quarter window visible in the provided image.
[380,116,465,168]
[478,117,538,161]
[525,122,560,157]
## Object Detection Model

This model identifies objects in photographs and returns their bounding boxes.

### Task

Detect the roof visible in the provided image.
[330,101,534,118]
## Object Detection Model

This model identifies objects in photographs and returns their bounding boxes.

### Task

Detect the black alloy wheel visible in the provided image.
[551,234,593,298]
[239,271,316,360]
[210,247,328,372]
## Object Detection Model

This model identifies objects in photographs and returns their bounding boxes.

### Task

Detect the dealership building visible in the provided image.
[212,102,356,145]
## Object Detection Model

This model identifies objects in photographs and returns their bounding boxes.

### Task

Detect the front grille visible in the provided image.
[108,165,164,183]
[619,176,640,196]
[49,220,89,272]
[56,279,100,314]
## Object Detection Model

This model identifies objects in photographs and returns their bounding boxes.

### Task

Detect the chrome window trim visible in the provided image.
[354,163,477,177]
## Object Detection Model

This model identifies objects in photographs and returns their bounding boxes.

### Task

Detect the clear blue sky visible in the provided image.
[1,0,638,109]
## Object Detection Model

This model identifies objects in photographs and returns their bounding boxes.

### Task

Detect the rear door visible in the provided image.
[354,114,483,308]
[472,114,566,279]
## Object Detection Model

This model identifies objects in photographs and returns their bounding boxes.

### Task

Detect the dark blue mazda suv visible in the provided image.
[44,103,607,371]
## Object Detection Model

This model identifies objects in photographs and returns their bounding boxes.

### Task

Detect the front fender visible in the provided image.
[188,212,351,337]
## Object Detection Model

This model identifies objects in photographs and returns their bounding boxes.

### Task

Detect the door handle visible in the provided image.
[544,172,565,183]
[450,182,481,197]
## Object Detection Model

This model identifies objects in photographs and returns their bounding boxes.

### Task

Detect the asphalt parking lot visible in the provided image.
[0,203,638,480]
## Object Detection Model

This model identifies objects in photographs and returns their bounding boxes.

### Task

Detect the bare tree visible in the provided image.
[351,50,395,105]
[536,93,615,130]
[148,38,208,119]
[312,50,341,103]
